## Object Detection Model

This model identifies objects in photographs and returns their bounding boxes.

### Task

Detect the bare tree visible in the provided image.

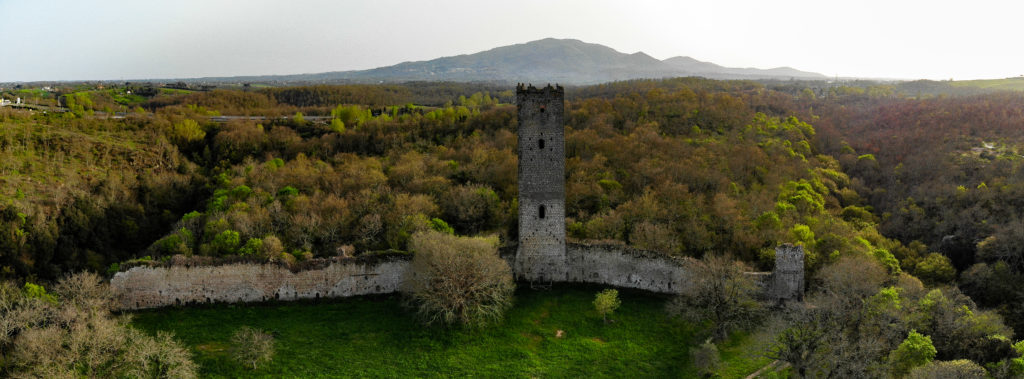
[230,326,275,370]
[1,272,196,378]
[765,255,901,378]
[667,254,763,341]
[402,230,514,327]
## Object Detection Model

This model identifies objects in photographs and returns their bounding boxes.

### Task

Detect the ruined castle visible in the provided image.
[110,84,804,310]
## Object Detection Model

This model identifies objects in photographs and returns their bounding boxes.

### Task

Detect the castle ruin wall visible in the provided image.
[564,243,691,293]
[111,244,802,310]
[111,258,410,310]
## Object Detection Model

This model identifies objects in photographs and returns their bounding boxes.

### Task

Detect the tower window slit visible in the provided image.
[539,205,546,219]
[538,139,545,149]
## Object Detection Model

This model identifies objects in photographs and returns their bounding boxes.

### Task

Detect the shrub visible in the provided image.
[277,186,298,197]
[873,248,902,275]
[593,289,621,323]
[272,251,297,267]
[229,185,252,199]
[154,228,194,256]
[209,230,241,256]
[181,210,202,221]
[690,338,722,377]
[907,359,986,379]
[261,235,284,258]
[106,262,121,276]
[428,218,454,234]
[238,238,263,258]
[230,326,275,370]
[402,230,514,327]
[22,283,56,304]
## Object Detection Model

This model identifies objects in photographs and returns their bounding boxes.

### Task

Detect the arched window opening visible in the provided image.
[538,139,545,149]
[540,105,546,113]
[539,205,546,219]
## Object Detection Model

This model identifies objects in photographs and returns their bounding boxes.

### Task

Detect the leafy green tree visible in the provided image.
[171,119,205,144]
[331,104,370,127]
[910,288,1014,364]
[154,228,194,256]
[889,330,937,377]
[330,118,346,133]
[238,238,263,258]
[207,230,241,256]
[593,289,621,323]
[914,253,956,285]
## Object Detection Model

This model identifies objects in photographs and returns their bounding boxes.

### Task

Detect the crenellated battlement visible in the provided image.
[516,83,564,95]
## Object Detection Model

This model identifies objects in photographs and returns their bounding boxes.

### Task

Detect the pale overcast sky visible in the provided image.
[1,0,1021,82]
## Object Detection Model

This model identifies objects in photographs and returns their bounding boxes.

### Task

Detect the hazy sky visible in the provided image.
[2,0,1022,82]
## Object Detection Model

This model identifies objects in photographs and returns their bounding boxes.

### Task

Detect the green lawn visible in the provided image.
[130,286,770,378]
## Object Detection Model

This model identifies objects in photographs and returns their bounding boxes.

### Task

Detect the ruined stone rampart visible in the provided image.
[111,244,803,310]
[564,242,691,293]
[111,257,410,310]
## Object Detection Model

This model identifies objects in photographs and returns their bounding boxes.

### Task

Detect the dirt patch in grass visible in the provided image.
[196,342,228,354]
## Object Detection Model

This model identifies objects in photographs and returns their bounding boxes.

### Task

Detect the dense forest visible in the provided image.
[4,77,1024,375]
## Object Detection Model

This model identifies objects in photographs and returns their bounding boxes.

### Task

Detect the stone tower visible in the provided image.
[514,84,568,283]
[771,244,805,302]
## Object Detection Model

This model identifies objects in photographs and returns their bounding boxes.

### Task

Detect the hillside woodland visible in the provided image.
[3,78,1024,376]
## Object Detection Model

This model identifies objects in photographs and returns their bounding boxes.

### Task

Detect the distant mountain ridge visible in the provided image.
[193,38,826,84]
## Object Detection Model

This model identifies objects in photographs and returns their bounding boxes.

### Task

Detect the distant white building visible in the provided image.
[0,99,9,106]
[15,97,21,105]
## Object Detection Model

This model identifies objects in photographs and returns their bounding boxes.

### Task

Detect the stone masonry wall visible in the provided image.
[111,244,803,310]
[564,243,691,293]
[111,258,409,310]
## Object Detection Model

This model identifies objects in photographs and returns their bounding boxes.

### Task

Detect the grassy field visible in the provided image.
[950,77,1024,91]
[130,286,773,378]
